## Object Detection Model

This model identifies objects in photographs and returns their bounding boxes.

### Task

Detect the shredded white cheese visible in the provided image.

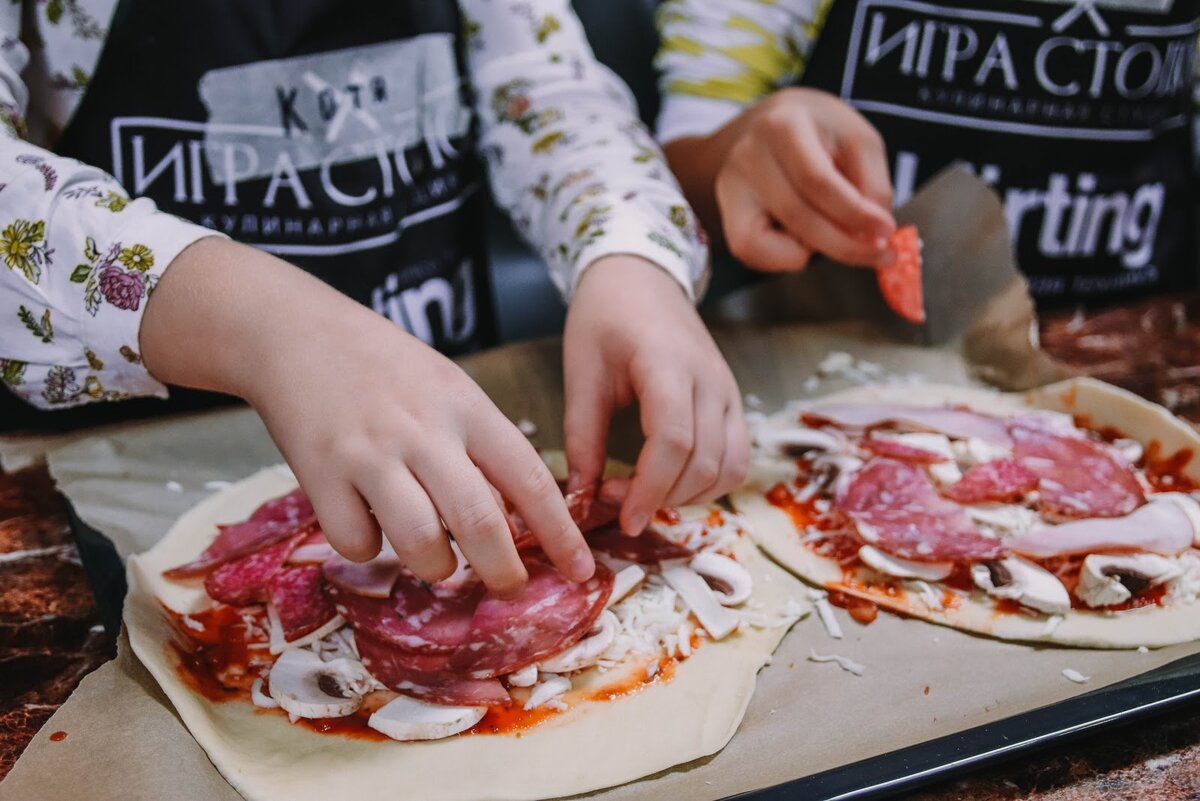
[204,480,233,491]
[808,649,865,676]
[807,588,843,639]
[1062,668,1090,684]
[165,480,183,492]
[516,419,538,437]
[1040,615,1065,636]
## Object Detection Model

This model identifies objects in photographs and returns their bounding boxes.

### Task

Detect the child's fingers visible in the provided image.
[836,124,895,219]
[357,466,457,583]
[664,387,726,507]
[760,171,887,267]
[622,374,696,535]
[563,364,614,494]
[717,176,812,272]
[770,114,894,241]
[413,450,529,597]
[713,404,752,499]
[469,414,593,583]
[303,474,383,563]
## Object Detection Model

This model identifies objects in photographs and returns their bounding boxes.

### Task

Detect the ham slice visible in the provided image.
[268,566,337,642]
[804,404,1012,446]
[355,633,509,707]
[452,556,613,679]
[862,436,951,464]
[165,489,315,578]
[1011,425,1145,518]
[944,458,1039,504]
[321,551,404,598]
[1008,495,1199,558]
[328,573,483,654]
[837,459,1006,562]
[204,532,307,606]
[584,524,693,564]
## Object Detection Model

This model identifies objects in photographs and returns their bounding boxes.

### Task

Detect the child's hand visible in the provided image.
[562,255,749,535]
[141,239,592,596]
[666,88,895,272]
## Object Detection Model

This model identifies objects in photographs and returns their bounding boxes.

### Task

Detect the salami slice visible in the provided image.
[204,532,307,607]
[355,633,509,707]
[838,459,1006,562]
[452,557,614,679]
[565,479,625,532]
[876,225,924,323]
[321,552,404,598]
[165,489,315,578]
[328,573,483,654]
[268,566,336,642]
[585,524,693,564]
[1011,425,1145,518]
[862,436,950,464]
[943,458,1038,504]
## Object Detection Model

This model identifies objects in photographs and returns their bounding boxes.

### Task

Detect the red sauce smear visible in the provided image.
[165,605,681,741]
[827,590,878,624]
[49,731,67,742]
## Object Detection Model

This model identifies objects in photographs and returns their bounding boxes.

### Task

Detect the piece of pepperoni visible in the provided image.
[876,225,924,324]
[451,556,614,679]
[203,532,307,606]
[327,573,483,654]
[944,458,1038,504]
[1011,425,1145,518]
[355,633,510,707]
[838,459,1006,562]
[165,489,315,578]
[268,566,336,642]
[584,524,693,564]
[862,436,950,464]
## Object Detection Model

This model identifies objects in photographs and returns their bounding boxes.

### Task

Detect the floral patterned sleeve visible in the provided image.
[655,0,824,143]
[461,0,708,300]
[0,8,217,409]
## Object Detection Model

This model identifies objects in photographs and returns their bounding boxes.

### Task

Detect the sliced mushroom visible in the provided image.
[858,545,953,581]
[688,551,753,606]
[506,664,538,688]
[524,675,572,711]
[965,505,1039,540]
[367,695,486,741]
[970,557,1071,615]
[537,610,618,673]
[1157,492,1200,545]
[754,426,844,457]
[1076,553,1182,608]
[607,564,647,608]
[268,649,372,719]
[661,563,739,640]
[811,454,864,497]
[952,437,1014,467]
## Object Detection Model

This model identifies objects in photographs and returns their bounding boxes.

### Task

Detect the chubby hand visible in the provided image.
[141,238,592,596]
[562,255,749,535]
[706,88,895,271]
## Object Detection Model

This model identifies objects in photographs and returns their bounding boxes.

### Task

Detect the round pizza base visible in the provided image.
[126,455,807,801]
[733,377,1200,649]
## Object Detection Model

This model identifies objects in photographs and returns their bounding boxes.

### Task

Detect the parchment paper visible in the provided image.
[5,323,1200,801]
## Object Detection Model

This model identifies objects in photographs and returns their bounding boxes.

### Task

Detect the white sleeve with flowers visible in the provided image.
[0,2,216,410]
[461,0,709,300]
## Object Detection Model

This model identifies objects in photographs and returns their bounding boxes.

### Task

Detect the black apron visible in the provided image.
[2,0,497,431]
[798,0,1199,307]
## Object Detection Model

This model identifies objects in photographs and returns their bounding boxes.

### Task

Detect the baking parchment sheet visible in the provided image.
[3,323,1198,801]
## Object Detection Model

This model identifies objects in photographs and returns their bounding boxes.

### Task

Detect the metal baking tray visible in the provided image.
[67,502,1200,801]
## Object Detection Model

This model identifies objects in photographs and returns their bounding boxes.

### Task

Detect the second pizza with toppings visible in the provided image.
[732,378,1200,648]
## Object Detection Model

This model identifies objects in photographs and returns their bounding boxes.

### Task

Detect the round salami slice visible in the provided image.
[268,566,336,642]
[943,458,1039,504]
[585,524,693,564]
[165,489,315,578]
[204,532,308,607]
[355,632,509,707]
[451,557,614,679]
[862,437,950,464]
[838,459,1006,562]
[327,573,483,654]
[1011,425,1145,518]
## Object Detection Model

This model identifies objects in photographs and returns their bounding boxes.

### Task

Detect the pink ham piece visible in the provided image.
[944,458,1039,504]
[204,532,308,606]
[321,551,404,598]
[804,404,1012,446]
[584,524,693,564]
[1007,496,1198,558]
[327,572,483,654]
[862,436,951,464]
[268,566,337,642]
[452,557,614,679]
[165,489,315,578]
[355,633,509,707]
[288,542,337,565]
[838,459,1006,562]
[1011,425,1145,518]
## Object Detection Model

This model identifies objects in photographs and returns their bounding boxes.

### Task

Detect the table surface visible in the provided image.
[0,463,1198,799]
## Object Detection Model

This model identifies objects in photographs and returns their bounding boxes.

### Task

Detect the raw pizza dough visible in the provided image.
[732,378,1200,649]
[126,453,808,801]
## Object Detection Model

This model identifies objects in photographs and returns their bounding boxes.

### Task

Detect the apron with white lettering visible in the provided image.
[798,0,1199,306]
[55,0,495,353]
